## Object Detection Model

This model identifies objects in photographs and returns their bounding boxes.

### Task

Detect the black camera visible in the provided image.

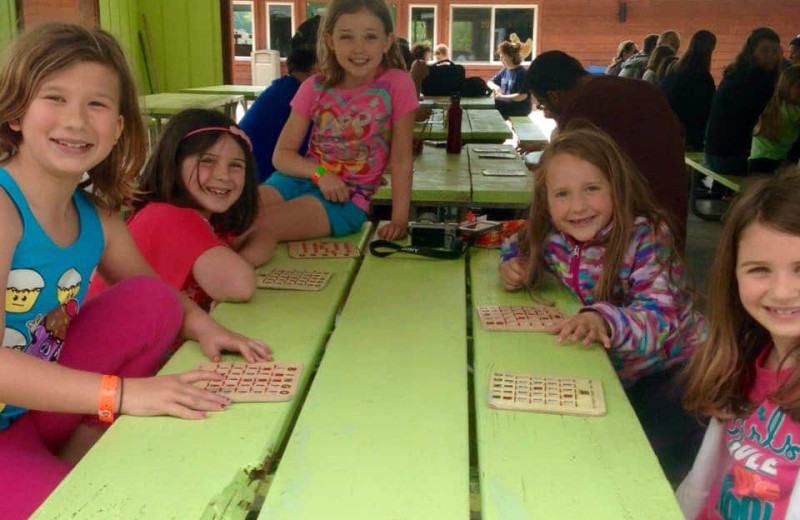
[408,221,459,249]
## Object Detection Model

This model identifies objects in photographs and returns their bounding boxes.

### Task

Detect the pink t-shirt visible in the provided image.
[697,346,800,520]
[88,202,229,311]
[290,68,418,211]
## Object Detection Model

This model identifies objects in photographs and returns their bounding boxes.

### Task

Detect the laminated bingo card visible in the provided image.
[476,305,565,331]
[288,241,360,259]
[256,268,332,291]
[488,371,606,417]
[195,362,303,402]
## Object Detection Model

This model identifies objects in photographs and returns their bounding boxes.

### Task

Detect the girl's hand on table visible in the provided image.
[377,220,408,240]
[499,257,527,290]
[121,371,230,419]
[197,318,272,363]
[546,311,612,349]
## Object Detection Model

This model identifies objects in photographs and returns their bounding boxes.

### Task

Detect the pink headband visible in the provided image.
[181,125,253,151]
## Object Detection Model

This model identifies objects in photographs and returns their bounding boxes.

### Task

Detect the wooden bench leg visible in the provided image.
[689,168,725,222]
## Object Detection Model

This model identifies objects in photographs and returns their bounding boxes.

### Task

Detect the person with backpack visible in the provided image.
[421,54,465,97]
[488,40,531,118]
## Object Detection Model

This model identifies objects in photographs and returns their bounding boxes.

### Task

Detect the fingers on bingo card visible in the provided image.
[195,362,303,402]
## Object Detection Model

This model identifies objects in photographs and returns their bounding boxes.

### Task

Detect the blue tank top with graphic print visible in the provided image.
[0,168,104,429]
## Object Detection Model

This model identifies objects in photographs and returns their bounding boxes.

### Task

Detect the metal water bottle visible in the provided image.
[446,95,462,154]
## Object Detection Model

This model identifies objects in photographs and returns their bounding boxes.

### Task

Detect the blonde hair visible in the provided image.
[520,121,682,302]
[317,0,406,86]
[0,23,145,211]
[754,64,800,142]
[683,167,800,422]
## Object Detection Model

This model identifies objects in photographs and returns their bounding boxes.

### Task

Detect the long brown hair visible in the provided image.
[683,167,800,421]
[0,23,146,211]
[754,64,800,142]
[317,0,406,87]
[520,121,682,302]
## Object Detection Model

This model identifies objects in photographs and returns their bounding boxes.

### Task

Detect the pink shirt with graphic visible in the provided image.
[290,69,418,212]
[697,346,800,520]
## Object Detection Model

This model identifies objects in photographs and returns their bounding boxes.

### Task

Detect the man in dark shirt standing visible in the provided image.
[523,50,687,245]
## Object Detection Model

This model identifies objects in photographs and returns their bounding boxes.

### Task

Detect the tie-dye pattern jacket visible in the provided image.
[501,216,707,386]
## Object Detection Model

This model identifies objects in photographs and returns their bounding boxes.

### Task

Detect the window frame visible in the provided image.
[232,0,256,61]
[448,4,538,65]
[264,1,295,59]
[408,4,438,49]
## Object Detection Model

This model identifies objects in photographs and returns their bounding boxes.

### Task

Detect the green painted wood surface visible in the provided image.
[31,226,372,520]
[257,239,470,520]
[468,144,532,205]
[414,108,466,141]
[685,152,742,192]
[140,93,244,118]
[374,145,471,203]
[465,109,513,143]
[509,115,548,147]
[0,0,17,54]
[99,0,148,95]
[470,249,684,520]
[180,85,266,100]
[423,96,496,109]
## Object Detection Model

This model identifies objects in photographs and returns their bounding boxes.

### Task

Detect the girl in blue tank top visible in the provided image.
[0,24,271,519]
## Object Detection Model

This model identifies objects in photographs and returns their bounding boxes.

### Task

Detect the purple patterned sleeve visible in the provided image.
[500,233,520,262]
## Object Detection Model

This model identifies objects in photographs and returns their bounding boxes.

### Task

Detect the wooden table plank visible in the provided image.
[470,248,684,520]
[373,144,471,204]
[257,239,470,520]
[31,225,372,520]
[509,115,549,147]
[465,109,513,143]
[468,144,532,206]
[422,95,496,109]
[179,84,266,101]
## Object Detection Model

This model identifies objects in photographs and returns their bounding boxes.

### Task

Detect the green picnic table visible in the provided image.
[470,248,685,520]
[179,84,266,101]
[508,115,549,148]
[31,225,372,520]
[422,95,496,109]
[373,143,471,206]
[139,92,245,135]
[257,233,470,520]
[468,143,532,206]
[685,151,743,222]
[414,109,512,144]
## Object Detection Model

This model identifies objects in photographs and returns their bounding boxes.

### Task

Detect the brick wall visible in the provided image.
[19,0,97,27]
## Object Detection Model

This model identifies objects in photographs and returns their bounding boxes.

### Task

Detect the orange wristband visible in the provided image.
[98,375,119,424]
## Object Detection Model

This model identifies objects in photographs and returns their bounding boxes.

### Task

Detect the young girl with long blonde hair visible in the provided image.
[500,122,707,482]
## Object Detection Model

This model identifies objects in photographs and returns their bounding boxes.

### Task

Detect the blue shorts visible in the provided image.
[264,172,367,237]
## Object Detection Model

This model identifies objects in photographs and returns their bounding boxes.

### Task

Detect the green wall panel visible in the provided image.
[0,0,18,55]
[99,0,150,94]
[138,0,222,93]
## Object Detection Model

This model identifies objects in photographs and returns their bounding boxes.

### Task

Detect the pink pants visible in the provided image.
[0,276,183,520]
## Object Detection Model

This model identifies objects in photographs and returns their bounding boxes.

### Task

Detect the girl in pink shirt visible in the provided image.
[237,0,419,265]
[679,168,800,520]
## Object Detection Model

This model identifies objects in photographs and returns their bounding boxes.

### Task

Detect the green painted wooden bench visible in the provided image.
[373,144,471,209]
[685,152,742,221]
[467,143,532,206]
[256,235,470,520]
[470,248,684,520]
[139,93,245,135]
[508,115,548,148]
[31,225,372,520]
[422,95,496,109]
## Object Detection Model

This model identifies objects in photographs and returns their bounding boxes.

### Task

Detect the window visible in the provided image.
[233,1,255,60]
[450,5,537,64]
[408,5,436,47]
[306,1,327,18]
[266,3,294,58]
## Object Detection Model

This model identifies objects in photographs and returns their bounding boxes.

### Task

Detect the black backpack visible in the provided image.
[421,60,466,96]
[460,76,491,97]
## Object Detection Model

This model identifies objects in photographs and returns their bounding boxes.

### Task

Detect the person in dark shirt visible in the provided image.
[239,18,318,182]
[524,50,688,245]
[661,30,717,151]
[488,40,531,118]
[704,27,781,175]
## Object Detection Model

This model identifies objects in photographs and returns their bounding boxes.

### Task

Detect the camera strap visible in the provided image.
[368,239,467,259]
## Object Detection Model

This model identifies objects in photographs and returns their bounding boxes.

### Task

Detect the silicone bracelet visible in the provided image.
[98,374,119,424]
[311,165,326,184]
